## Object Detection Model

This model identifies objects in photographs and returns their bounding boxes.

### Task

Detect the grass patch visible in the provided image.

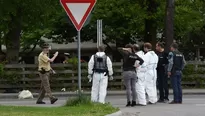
[65,95,92,106]
[0,95,119,116]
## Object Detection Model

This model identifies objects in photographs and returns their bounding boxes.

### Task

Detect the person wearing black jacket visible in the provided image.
[118,44,144,107]
[155,42,169,103]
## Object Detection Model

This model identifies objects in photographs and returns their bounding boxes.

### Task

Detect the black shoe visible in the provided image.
[126,101,131,107]
[157,99,165,103]
[131,101,137,107]
[51,98,58,104]
[36,101,46,104]
[178,101,182,104]
[169,100,179,104]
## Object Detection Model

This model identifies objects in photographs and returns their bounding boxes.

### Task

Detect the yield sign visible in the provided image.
[60,0,97,31]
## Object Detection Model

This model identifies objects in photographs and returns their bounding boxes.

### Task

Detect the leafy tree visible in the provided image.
[174,0,205,47]
[44,0,205,55]
[0,0,59,63]
[47,0,147,45]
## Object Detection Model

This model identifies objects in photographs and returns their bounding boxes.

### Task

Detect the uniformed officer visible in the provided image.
[88,45,113,104]
[36,43,58,104]
[167,43,186,104]
[118,44,144,107]
[155,42,169,103]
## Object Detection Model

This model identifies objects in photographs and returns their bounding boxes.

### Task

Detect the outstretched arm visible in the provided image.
[118,48,129,56]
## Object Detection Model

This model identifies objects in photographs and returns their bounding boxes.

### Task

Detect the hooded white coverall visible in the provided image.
[135,51,147,105]
[88,52,113,104]
[144,51,159,104]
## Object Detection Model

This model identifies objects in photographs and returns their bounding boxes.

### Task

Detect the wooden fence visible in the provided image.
[0,61,205,93]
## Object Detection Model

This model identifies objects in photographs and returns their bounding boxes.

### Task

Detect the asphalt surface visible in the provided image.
[0,95,205,116]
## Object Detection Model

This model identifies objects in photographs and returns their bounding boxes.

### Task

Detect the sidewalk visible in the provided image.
[0,89,205,99]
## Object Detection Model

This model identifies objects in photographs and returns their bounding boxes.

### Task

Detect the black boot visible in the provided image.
[131,101,137,107]
[126,101,131,107]
[51,98,58,104]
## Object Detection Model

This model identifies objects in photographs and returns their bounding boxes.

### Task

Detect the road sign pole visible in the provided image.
[97,19,103,47]
[97,20,99,48]
[100,20,102,46]
[60,0,96,96]
[77,30,81,95]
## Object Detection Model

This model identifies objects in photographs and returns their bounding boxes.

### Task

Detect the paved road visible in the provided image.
[108,95,205,116]
[0,95,205,116]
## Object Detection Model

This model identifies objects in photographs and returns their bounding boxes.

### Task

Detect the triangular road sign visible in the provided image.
[60,0,97,31]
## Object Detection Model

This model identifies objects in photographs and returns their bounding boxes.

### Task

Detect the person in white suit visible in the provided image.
[133,44,147,106]
[143,43,159,104]
[88,46,113,104]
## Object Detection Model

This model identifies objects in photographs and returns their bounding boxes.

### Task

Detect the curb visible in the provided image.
[1,91,205,99]
[105,111,122,116]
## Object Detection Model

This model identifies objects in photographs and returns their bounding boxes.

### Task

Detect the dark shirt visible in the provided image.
[156,51,168,71]
[118,48,144,71]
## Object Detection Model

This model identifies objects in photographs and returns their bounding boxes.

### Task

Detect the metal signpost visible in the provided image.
[60,0,96,94]
[97,19,103,48]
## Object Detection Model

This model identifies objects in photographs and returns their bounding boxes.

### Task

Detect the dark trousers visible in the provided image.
[170,71,182,102]
[157,69,169,100]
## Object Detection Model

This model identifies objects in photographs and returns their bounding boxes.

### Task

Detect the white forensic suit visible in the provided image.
[88,52,113,104]
[135,50,147,105]
[143,51,159,104]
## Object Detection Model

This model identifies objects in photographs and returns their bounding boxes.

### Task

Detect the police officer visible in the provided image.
[167,43,186,104]
[118,44,144,107]
[88,45,113,104]
[155,42,169,103]
[36,43,58,104]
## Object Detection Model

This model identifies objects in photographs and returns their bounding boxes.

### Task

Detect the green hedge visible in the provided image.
[182,64,205,88]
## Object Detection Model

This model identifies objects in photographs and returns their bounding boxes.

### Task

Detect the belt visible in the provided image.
[94,71,106,74]
[38,70,50,74]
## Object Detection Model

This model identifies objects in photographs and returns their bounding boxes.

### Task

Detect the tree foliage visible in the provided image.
[1,0,205,63]
[0,0,59,63]
[174,0,205,47]
[46,0,147,46]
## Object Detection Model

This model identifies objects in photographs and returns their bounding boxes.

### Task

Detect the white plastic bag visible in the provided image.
[18,90,34,99]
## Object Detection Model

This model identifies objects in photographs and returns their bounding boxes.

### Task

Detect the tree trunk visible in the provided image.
[144,19,157,45]
[165,0,175,52]
[5,10,22,64]
[144,0,158,46]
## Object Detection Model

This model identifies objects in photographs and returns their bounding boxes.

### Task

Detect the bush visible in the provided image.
[0,63,21,85]
[183,64,195,75]
[182,64,205,88]
[0,63,4,76]
[65,95,92,106]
